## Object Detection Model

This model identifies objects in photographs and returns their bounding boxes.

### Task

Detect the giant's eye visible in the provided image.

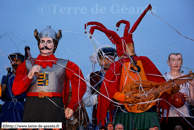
[170,59,175,62]
[40,40,45,43]
[177,59,182,62]
[47,40,53,44]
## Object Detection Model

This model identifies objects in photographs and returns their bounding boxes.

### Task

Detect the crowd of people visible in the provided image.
[0,25,193,130]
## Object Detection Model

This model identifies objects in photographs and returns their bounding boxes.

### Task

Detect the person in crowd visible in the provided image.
[115,124,124,130]
[100,126,108,130]
[107,122,114,130]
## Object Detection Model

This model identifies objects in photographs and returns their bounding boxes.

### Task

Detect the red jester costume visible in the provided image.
[85,4,175,130]
[12,26,86,128]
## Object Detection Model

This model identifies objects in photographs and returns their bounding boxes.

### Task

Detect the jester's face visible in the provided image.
[126,43,135,56]
[39,37,55,56]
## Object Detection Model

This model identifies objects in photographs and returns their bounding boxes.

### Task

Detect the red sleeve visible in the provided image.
[97,61,122,124]
[12,61,33,95]
[65,61,86,111]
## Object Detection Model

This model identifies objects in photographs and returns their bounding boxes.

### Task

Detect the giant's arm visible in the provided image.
[189,79,194,106]
[65,61,87,111]
[12,61,32,95]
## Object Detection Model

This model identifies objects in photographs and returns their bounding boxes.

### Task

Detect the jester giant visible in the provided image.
[84,4,186,130]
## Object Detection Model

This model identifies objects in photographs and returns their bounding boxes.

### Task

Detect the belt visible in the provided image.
[27,91,62,98]
[6,98,25,101]
[116,105,157,113]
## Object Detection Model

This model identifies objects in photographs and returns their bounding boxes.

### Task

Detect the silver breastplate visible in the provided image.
[26,58,68,93]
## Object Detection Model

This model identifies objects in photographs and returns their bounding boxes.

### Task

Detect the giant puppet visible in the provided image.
[82,46,117,128]
[12,26,86,128]
[85,4,194,130]
[0,53,25,125]
[160,53,194,130]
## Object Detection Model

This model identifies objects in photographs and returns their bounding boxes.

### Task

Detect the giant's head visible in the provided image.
[8,53,24,71]
[34,26,62,56]
[97,47,117,72]
[167,53,183,72]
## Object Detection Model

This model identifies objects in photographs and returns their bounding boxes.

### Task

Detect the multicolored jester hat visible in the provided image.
[84,4,188,125]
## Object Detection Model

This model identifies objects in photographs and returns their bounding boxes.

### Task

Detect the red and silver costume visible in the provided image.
[12,26,86,127]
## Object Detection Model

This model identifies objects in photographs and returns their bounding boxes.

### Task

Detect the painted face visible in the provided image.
[168,54,183,72]
[10,57,22,70]
[39,37,54,56]
[98,56,115,71]
[126,43,135,56]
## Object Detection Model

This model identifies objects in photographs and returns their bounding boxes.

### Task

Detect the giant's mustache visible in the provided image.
[12,64,18,68]
[39,46,52,50]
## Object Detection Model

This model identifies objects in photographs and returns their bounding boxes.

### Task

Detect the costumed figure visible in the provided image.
[160,53,194,130]
[12,26,86,129]
[85,4,188,130]
[82,45,117,128]
[0,53,26,125]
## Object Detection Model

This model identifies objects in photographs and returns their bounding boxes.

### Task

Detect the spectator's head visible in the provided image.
[174,125,183,130]
[100,126,108,130]
[115,124,124,130]
[107,122,114,130]
[97,47,117,73]
[8,52,24,72]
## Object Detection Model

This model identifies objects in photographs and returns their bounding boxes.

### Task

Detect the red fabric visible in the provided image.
[85,21,107,30]
[88,5,152,58]
[97,56,165,124]
[64,60,87,111]
[34,54,58,68]
[12,67,32,95]
[85,21,116,45]
[89,26,123,57]
[159,92,172,124]
[12,54,86,111]
[116,20,130,37]
[26,92,62,97]
[129,4,152,33]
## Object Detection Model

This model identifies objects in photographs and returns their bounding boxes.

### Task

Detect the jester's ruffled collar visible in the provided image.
[34,54,58,68]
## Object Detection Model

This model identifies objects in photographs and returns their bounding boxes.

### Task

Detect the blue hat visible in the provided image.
[8,53,24,62]
[97,47,117,58]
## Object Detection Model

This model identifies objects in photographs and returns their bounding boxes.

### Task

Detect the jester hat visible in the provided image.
[85,4,152,58]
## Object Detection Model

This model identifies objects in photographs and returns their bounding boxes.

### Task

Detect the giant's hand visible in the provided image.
[125,91,139,103]
[65,108,74,119]
[182,93,190,102]
[28,65,41,79]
